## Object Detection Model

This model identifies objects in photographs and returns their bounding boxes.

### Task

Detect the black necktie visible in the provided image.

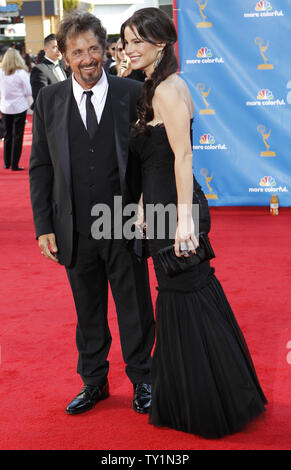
[84,91,98,140]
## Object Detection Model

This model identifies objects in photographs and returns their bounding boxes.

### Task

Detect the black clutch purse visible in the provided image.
[157,232,215,277]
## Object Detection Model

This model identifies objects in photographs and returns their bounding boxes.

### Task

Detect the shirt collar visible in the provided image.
[72,69,108,107]
[44,55,59,66]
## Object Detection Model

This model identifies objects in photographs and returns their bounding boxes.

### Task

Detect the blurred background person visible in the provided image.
[114,38,145,82]
[0,48,32,170]
[35,49,45,64]
[30,34,67,107]
[103,35,118,74]
[20,46,34,73]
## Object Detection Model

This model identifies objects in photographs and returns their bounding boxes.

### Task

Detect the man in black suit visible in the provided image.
[29,12,155,415]
[30,34,67,106]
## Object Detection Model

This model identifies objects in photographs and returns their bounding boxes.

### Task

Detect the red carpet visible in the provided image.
[1,116,291,450]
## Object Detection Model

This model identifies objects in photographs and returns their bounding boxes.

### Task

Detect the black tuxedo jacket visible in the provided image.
[30,58,67,106]
[29,75,143,266]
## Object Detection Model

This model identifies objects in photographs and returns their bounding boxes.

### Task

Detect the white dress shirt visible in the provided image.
[0,68,32,114]
[44,55,67,81]
[72,69,109,127]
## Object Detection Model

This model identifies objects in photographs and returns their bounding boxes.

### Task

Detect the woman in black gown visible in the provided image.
[121,8,267,439]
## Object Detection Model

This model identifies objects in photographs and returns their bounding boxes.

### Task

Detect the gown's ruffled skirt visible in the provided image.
[149,259,267,439]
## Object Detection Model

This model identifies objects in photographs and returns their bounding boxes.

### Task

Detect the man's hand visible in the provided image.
[38,233,59,263]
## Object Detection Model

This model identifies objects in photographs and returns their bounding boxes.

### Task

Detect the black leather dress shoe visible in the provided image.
[11,167,24,171]
[132,383,152,414]
[66,381,109,415]
[4,165,10,169]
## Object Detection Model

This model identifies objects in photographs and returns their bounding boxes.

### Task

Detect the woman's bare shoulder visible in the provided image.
[155,74,178,94]
[155,74,193,113]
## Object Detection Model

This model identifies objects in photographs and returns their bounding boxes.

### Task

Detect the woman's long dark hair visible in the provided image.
[120,8,178,134]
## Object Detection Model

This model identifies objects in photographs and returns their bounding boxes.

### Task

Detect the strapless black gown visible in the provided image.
[129,122,267,438]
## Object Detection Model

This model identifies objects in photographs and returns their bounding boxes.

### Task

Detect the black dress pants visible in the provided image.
[66,232,155,387]
[2,111,27,169]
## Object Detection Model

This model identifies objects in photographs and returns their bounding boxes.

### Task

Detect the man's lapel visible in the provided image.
[108,75,130,193]
[43,59,59,83]
[53,78,72,195]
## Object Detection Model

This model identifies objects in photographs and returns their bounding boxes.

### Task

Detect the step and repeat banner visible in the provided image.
[175,0,291,206]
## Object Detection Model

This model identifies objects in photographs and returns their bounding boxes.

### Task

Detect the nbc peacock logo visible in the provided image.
[186,47,223,65]
[257,89,274,100]
[255,1,272,11]
[246,88,285,107]
[259,176,276,187]
[193,133,227,151]
[197,47,212,58]
[249,176,288,193]
[200,134,215,145]
[244,0,284,17]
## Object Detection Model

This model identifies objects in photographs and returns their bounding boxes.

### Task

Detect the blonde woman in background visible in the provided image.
[114,38,145,82]
[0,48,32,170]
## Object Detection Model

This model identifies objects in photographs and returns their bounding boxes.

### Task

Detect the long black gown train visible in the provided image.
[129,121,267,439]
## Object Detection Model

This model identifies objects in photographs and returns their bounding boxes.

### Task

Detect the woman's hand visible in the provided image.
[119,58,130,77]
[174,217,199,258]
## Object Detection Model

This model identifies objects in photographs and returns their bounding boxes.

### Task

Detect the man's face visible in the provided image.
[64,30,104,89]
[44,39,62,62]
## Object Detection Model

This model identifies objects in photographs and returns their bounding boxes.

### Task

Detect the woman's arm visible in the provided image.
[154,80,198,257]
[21,69,33,98]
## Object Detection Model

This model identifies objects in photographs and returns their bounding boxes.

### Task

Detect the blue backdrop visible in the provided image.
[176,0,291,206]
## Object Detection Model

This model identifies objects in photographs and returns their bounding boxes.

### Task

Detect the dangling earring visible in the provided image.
[155,50,163,69]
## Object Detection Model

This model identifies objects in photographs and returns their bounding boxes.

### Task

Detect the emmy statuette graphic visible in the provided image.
[257,125,276,157]
[196,83,215,115]
[194,0,213,28]
[255,37,274,70]
[200,168,218,199]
